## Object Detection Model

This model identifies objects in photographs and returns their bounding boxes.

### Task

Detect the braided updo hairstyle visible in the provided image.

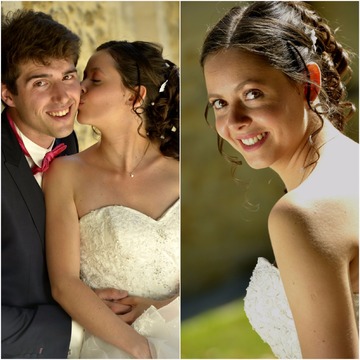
[96,41,179,160]
[201,1,355,164]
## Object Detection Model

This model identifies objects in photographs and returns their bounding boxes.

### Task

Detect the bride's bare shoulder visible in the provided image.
[268,175,358,259]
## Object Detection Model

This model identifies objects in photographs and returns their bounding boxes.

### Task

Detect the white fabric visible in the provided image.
[244,257,359,359]
[78,200,180,359]
[68,321,85,359]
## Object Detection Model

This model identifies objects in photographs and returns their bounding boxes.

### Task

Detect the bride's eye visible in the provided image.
[244,89,263,100]
[210,99,227,110]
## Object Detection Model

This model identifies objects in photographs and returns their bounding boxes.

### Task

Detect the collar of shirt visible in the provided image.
[13,122,55,187]
[13,122,55,168]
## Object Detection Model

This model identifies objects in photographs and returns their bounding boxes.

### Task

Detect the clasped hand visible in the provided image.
[93,288,170,325]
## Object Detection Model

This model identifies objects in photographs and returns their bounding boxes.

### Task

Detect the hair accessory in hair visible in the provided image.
[159,80,168,93]
[171,126,177,132]
[309,29,317,52]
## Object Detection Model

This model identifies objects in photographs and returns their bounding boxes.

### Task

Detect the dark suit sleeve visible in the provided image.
[1,178,72,359]
[2,304,71,359]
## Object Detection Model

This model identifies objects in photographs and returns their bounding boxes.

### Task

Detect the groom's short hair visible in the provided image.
[1,9,81,95]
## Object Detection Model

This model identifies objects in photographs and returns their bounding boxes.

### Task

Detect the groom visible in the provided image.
[1,10,130,358]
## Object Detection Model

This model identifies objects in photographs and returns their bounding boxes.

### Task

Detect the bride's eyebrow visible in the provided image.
[207,78,266,98]
[83,67,105,78]
[234,78,267,90]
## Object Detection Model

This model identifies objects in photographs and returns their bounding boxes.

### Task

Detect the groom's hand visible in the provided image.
[93,288,132,315]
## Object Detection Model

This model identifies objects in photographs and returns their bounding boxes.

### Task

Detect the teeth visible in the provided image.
[49,108,70,117]
[241,132,266,146]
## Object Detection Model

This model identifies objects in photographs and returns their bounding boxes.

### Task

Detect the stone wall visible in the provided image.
[2,1,179,150]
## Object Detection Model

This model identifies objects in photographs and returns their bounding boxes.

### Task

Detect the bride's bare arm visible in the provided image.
[43,157,151,359]
[92,288,132,315]
[268,195,358,359]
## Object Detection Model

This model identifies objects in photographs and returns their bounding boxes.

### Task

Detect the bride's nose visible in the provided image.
[80,83,87,94]
[226,104,252,129]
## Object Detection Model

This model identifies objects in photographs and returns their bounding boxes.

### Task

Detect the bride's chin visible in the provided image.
[245,159,269,170]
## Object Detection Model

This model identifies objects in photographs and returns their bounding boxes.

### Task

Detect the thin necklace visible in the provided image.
[129,141,150,178]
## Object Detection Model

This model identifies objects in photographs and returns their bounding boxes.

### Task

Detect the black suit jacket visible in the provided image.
[1,110,78,358]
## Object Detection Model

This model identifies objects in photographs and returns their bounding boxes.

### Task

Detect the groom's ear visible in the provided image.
[1,83,16,107]
[126,85,147,107]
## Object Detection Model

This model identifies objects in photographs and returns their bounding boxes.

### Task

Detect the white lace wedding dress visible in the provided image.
[244,257,359,359]
[77,200,180,359]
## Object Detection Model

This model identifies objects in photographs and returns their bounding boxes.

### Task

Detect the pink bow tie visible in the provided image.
[7,113,67,175]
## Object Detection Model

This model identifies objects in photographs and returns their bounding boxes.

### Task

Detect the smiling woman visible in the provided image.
[204,49,308,171]
[200,1,358,358]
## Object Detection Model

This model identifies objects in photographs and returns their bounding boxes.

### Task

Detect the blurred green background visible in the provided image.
[181,1,358,358]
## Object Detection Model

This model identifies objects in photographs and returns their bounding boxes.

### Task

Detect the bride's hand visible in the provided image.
[93,287,132,315]
[116,295,153,324]
[116,295,177,324]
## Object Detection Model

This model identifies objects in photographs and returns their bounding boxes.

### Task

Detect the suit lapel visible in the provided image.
[2,112,45,245]
[2,110,79,247]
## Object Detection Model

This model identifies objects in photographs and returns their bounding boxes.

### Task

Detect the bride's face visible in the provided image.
[204,48,308,171]
[77,50,132,128]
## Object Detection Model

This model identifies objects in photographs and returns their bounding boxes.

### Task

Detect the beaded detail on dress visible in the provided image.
[79,200,180,300]
[244,257,359,359]
[78,200,180,359]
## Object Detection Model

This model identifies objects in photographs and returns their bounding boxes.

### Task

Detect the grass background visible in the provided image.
[181,298,275,359]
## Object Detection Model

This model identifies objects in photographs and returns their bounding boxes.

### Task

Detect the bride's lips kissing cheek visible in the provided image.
[78,97,86,111]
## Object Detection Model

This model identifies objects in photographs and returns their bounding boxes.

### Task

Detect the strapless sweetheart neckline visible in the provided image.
[80,198,180,222]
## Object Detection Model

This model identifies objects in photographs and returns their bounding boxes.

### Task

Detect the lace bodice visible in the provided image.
[79,200,180,300]
[244,257,359,359]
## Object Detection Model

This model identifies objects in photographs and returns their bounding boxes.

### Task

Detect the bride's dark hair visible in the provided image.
[96,40,179,160]
[200,1,355,167]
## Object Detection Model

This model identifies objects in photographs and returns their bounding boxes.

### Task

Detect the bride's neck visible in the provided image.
[277,119,340,192]
[98,134,153,173]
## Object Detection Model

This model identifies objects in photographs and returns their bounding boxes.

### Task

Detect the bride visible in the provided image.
[44,40,180,358]
[201,1,358,358]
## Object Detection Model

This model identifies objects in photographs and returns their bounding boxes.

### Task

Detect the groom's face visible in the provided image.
[1,58,81,147]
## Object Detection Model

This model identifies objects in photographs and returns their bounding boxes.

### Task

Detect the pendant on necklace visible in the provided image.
[128,141,150,179]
